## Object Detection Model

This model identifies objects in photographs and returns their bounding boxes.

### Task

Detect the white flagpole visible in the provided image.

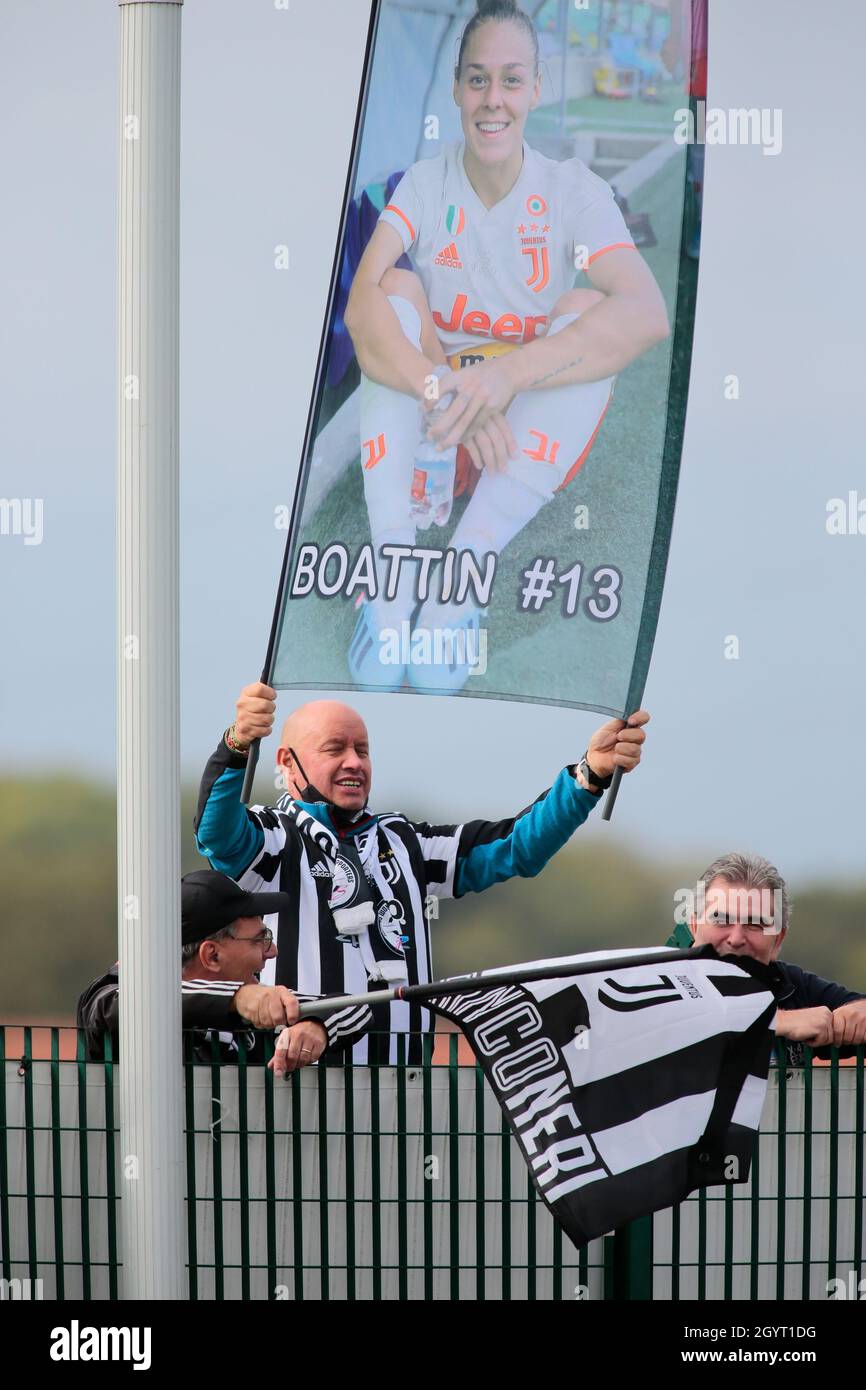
[117,0,185,1300]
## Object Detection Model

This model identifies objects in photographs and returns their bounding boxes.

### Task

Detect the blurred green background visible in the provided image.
[2,775,864,1020]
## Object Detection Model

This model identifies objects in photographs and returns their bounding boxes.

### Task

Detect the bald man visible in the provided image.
[194,681,649,1063]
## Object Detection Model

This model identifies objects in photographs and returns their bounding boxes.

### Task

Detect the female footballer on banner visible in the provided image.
[344,0,669,691]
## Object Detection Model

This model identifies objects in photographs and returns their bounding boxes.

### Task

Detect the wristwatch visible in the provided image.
[575,753,612,795]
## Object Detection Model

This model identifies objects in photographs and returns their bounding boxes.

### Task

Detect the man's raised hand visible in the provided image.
[233,682,277,750]
[585,710,650,782]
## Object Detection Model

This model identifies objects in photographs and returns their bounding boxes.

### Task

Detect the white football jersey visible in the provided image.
[379,140,635,356]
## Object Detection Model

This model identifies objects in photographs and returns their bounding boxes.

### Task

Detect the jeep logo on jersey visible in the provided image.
[432,292,547,343]
[330,855,360,909]
[445,204,465,235]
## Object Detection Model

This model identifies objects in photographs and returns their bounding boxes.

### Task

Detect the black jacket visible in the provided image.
[773,960,864,1012]
[771,960,865,1066]
[76,964,371,1064]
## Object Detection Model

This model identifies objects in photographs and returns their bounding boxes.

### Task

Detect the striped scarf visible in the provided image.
[278,797,409,985]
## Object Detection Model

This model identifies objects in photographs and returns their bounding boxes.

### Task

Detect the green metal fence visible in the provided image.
[1,1028,863,1300]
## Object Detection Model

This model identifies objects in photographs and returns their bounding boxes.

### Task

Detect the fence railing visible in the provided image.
[1,1028,863,1300]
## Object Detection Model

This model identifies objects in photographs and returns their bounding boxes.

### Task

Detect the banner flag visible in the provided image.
[426,948,777,1250]
[265,0,700,711]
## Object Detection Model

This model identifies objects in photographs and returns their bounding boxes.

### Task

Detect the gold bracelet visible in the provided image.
[225,724,250,756]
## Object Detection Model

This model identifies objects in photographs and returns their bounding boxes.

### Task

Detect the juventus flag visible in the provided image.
[427,947,778,1249]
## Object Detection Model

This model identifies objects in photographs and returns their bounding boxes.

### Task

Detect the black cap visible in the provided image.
[181,871,290,947]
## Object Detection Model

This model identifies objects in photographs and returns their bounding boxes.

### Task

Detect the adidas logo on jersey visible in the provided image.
[434,241,463,269]
[310,862,333,879]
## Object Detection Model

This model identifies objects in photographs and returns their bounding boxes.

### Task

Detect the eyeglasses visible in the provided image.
[703,917,778,934]
[225,926,274,948]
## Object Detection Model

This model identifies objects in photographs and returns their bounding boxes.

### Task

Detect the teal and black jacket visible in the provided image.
[194,736,602,1062]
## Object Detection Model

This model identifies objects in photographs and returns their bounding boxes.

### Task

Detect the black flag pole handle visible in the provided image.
[240,735,261,806]
[601,764,623,821]
[601,708,645,821]
[240,663,270,806]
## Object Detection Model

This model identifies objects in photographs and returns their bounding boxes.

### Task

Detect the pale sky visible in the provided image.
[1,0,865,885]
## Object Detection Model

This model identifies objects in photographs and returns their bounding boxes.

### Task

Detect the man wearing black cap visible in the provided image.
[77,870,371,1068]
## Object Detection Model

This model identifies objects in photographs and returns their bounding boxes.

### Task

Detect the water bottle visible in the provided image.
[410,367,457,530]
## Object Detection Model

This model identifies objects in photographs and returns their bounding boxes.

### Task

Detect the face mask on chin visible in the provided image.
[288,748,365,824]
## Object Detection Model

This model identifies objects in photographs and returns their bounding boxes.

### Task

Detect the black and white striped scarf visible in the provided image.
[278,797,409,985]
